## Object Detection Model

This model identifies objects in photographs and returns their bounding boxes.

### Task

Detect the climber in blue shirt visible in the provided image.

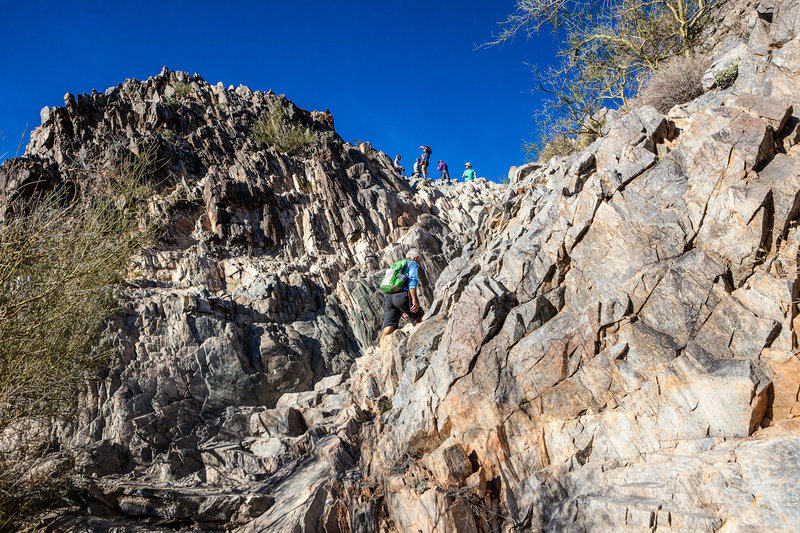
[379,248,423,344]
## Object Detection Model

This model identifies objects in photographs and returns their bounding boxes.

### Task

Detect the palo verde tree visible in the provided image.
[0,141,162,527]
[488,0,723,160]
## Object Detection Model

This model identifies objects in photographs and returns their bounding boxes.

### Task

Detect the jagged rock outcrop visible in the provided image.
[342,1,800,530]
[0,68,502,530]
[4,0,800,529]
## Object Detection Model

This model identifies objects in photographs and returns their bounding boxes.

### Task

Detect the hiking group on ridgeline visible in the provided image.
[378,148,481,341]
[394,144,478,183]
[376,141,490,342]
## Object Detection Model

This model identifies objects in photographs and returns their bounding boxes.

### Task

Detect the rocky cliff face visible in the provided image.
[3,0,800,530]
[0,66,503,530]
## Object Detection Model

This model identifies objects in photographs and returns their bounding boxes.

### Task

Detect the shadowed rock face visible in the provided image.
[6,0,800,528]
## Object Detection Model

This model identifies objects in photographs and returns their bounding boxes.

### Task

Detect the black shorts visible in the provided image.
[383,292,423,328]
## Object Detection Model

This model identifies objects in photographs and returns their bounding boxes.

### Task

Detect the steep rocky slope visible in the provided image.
[0,68,502,530]
[349,1,800,530]
[2,0,800,530]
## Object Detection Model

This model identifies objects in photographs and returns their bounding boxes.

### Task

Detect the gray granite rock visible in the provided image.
[7,2,800,528]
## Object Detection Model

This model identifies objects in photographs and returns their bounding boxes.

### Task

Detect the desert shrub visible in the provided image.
[0,453,75,530]
[160,127,176,142]
[525,114,602,163]
[489,0,723,146]
[389,451,420,475]
[0,146,161,426]
[173,81,192,98]
[251,107,315,156]
[533,135,579,162]
[379,400,392,415]
[632,54,712,113]
[713,63,739,89]
[0,143,161,527]
[411,478,429,494]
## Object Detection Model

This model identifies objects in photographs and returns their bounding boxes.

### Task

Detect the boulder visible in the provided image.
[249,408,307,437]
[421,440,474,487]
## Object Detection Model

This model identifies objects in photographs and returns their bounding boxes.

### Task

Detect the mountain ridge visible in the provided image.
[2,0,800,529]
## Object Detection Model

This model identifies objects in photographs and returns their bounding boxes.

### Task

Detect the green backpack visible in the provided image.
[380,259,408,294]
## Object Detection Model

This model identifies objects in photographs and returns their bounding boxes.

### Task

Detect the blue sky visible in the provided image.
[0,1,558,181]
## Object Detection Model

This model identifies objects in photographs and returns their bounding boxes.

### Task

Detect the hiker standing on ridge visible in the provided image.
[394,155,404,175]
[437,160,450,181]
[379,249,423,344]
[419,146,432,180]
[412,158,423,179]
[462,162,476,181]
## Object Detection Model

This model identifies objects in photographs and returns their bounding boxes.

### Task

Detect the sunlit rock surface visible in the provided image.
[2,0,800,529]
